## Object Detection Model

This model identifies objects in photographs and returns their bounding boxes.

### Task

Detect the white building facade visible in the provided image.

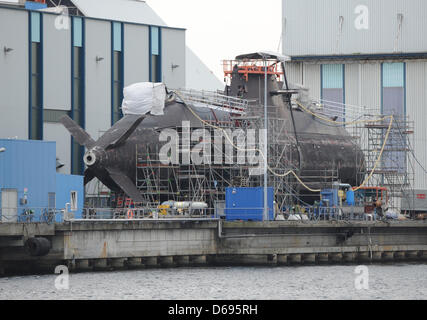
[0,1,186,176]
[282,0,427,191]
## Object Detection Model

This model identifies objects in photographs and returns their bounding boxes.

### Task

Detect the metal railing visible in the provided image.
[176,89,251,115]
[81,207,219,220]
[78,206,398,223]
[0,206,411,224]
[0,207,68,224]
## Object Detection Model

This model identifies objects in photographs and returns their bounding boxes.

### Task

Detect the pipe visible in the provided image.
[264,57,268,221]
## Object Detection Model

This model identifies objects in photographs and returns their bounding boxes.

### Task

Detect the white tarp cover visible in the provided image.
[122,82,166,116]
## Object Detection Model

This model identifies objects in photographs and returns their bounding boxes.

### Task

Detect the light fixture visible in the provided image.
[171,63,180,70]
[56,157,65,170]
[4,46,13,54]
[96,56,104,63]
[0,147,6,153]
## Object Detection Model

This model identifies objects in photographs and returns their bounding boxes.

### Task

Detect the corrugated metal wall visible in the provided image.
[282,0,427,56]
[0,9,28,139]
[0,6,186,175]
[406,61,427,189]
[303,63,321,100]
[287,59,427,190]
[0,140,56,221]
[84,18,112,141]
[162,28,186,89]
[360,62,382,114]
[124,24,149,86]
[285,62,303,85]
[43,14,71,111]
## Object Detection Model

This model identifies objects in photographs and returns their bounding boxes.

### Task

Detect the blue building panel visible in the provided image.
[56,174,84,221]
[320,189,339,207]
[0,139,56,222]
[225,187,274,221]
[25,1,48,10]
[0,139,84,223]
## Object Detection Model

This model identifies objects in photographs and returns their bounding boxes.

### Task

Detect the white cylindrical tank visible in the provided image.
[189,202,208,210]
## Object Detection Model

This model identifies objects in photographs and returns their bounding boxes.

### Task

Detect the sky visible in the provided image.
[147,0,283,81]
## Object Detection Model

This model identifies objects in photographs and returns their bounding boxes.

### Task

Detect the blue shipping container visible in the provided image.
[320,189,339,207]
[225,187,274,221]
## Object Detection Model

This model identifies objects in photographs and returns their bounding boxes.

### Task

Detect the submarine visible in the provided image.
[60,52,365,205]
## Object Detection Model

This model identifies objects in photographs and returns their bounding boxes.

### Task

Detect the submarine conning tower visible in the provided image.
[222,52,366,203]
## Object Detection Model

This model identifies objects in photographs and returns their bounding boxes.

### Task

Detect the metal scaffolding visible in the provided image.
[131,90,340,213]
[352,115,415,209]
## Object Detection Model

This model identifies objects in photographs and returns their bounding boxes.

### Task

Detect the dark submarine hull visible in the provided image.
[61,58,365,205]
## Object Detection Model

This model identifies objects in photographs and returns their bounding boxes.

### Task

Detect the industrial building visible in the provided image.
[282,0,427,198]
[0,139,84,222]
[0,0,222,181]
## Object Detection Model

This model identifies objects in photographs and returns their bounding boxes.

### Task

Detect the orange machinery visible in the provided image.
[354,187,389,214]
[223,59,284,83]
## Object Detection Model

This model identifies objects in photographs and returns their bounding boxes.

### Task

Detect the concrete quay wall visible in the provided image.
[0,220,426,274]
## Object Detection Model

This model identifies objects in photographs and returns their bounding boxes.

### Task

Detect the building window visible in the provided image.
[29,11,43,140]
[382,62,406,173]
[71,17,85,175]
[70,191,77,212]
[382,62,405,116]
[321,64,345,123]
[150,26,161,82]
[112,22,124,125]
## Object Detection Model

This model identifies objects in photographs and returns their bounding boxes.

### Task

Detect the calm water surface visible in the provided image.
[0,264,426,300]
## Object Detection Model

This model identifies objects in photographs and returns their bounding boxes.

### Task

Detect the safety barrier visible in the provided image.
[0,207,70,224]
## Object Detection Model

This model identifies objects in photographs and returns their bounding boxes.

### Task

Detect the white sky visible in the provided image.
[147,0,283,81]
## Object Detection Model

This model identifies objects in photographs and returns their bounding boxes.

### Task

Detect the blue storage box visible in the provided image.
[225,187,274,221]
[320,189,339,207]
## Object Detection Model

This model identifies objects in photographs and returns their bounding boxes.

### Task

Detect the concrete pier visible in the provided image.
[126,257,143,268]
[330,253,343,263]
[405,251,419,261]
[343,252,356,263]
[317,253,329,264]
[92,259,109,271]
[383,252,394,262]
[277,254,288,265]
[110,258,126,269]
[239,255,269,265]
[190,255,207,266]
[159,256,174,267]
[1,220,427,275]
[142,257,158,267]
[303,253,316,264]
[289,254,302,265]
[75,259,92,271]
[267,254,277,265]
[394,251,406,261]
[372,252,383,262]
[357,252,370,262]
[174,256,190,267]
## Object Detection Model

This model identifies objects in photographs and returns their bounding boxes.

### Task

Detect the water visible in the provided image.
[0,264,426,300]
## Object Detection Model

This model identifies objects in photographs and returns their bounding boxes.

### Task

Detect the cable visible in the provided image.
[174,91,394,193]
